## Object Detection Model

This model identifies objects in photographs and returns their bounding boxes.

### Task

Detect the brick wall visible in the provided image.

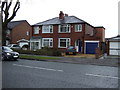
[11,21,32,44]
[94,27,105,42]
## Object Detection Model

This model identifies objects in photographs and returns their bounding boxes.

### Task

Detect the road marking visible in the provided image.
[85,73,119,79]
[13,64,63,72]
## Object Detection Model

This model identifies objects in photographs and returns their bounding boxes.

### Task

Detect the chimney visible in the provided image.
[65,14,68,16]
[59,11,64,19]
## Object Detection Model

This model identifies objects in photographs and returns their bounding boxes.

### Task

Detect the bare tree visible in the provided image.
[1,0,20,45]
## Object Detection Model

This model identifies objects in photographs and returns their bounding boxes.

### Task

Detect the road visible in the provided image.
[2,59,118,88]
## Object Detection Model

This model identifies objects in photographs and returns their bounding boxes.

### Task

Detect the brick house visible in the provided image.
[106,35,120,56]
[30,11,105,54]
[7,20,32,47]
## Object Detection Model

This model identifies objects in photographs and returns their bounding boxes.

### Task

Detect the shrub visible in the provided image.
[12,47,62,56]
[36,47,62,56]
[12,48,36,55]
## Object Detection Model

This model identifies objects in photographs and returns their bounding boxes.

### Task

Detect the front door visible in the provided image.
[75,40,82,53]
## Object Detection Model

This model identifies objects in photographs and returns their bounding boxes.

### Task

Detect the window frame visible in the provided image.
[59,24,71,33]
[42,25,53,33]
[34,26,40,34]
[58,38,70,48]
[75,24,82,32]
[42,38,53,47]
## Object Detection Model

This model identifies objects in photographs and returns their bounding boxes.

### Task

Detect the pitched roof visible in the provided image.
[106,35,120,41]
[7,20,27,29]
[34,16,86,25]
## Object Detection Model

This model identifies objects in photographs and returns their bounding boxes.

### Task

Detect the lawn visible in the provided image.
[20,55,61,60]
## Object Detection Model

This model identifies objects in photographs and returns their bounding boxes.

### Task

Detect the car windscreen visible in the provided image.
[68,46,74,49]
[7,44,12,47]
[3,47,13,52]
[13,45,20,47]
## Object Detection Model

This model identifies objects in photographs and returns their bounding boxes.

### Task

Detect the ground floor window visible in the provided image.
[42,38,53,47]
[58,38,70,48]
[30,38,41,50]
[31,42,39,50]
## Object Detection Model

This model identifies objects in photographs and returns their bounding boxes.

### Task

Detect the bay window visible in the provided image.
[34,26,40,34]
[42,25,53,33]
[42,38,53,47]
[58,38,70,48]
[75,24,82,32]
[59,24,70,33]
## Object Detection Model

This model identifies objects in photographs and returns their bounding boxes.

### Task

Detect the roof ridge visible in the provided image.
[33,15,87,25]
[10,20,26,23]
[34,17,58,25]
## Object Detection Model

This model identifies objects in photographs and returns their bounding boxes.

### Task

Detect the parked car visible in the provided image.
[66,46,76,55]
[2,46,19,61]
[7,44,21,49]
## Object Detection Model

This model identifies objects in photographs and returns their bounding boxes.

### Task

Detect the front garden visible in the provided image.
[12,47,62,56]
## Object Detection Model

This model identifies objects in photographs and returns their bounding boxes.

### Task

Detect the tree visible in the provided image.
[1,0,20,45]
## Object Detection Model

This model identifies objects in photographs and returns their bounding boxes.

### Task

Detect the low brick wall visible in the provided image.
[95,48,103,59]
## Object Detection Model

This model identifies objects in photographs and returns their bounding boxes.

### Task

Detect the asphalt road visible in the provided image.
[2,59,118,88]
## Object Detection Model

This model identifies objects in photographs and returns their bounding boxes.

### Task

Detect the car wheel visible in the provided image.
[73,53,76,55]
[66,53,68,55]
[14,59,18,61]
[2,55,5,61]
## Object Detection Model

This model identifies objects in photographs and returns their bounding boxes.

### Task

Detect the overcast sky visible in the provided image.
[12,0,119,38]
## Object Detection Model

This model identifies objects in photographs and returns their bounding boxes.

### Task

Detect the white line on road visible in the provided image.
[86,73,119,79]
[13,64,63,72]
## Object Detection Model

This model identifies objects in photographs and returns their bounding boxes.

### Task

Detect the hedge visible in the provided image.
[12,47,62,56]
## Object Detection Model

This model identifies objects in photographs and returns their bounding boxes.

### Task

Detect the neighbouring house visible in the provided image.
[30,11,105,54]
[7,20,32,48]
[106,35,120,56]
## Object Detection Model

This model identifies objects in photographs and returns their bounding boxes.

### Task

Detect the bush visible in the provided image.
[12,47,62,56]
[12,48,36,55]
[36,47,61,56]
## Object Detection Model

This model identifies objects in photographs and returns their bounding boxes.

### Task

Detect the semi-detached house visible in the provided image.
[30,11,105,54]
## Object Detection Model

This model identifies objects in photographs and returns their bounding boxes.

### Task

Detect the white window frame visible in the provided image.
[75,24,82,32]
[42,25,53,33]
[7,29,10,35]
[30,39,41,50]
[34,26,40,34]
[26,31,29,36]
[59,24,71,33]
[42,38,53,47]
[58,38,70,48]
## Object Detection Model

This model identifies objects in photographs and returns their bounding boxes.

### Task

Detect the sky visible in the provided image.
[11,0,119,38]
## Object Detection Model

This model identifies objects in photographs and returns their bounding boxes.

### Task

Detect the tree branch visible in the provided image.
[13,1,20,13]
[4,1,20,25]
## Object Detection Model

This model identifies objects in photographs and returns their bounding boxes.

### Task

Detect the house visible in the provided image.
[30,11,105,54]
[7,20,32,48]
[106,35,120,56]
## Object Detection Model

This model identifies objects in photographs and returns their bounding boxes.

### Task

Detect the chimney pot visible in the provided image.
[65,14,68,16]
[59,11,64,19]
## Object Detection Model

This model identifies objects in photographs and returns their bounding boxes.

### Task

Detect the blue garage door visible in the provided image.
[86,42,98,54]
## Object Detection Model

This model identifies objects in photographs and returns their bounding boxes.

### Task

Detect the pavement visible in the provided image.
[20,54,119,67]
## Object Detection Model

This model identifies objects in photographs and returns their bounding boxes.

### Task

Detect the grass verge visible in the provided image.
[20,55,61,60]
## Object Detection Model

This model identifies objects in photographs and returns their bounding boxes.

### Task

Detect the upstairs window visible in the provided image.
[75,24,82,32]
[34,26,40,34]
[42,25,53,33]
[59,24,70,33]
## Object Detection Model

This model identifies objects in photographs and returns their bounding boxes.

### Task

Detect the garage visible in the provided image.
[107,35,120,56]
[85,41,99,54]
